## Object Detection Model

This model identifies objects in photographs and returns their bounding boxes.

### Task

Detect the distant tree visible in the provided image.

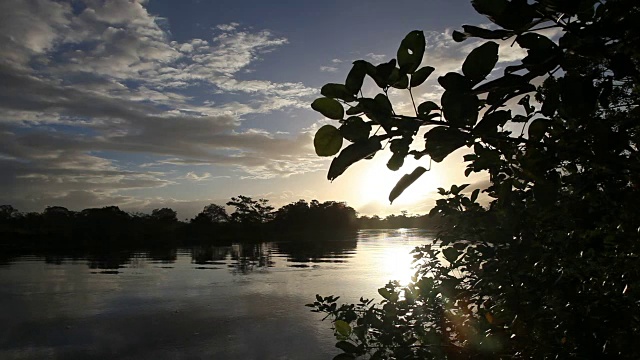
[309,0,640,358]
[0,205,18,220]
[227,196,274,224]
[192,204,230,224]
[150,208,178,223]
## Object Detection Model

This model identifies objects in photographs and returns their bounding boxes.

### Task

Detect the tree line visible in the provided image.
[0,197,435,252]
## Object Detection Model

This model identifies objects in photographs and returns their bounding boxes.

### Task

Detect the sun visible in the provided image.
[359,156,437,206]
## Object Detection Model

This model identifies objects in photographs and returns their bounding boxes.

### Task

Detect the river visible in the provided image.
[0,229,434,359]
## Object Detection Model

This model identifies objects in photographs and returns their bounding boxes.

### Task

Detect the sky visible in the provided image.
[0,0,515,219]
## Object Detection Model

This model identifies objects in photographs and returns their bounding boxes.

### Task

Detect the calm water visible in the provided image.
[0,229,434,360]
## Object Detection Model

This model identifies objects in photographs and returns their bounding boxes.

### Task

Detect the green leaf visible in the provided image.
[335,341,359,354]
[334,320,352,337]
[340,117,371,143]
[328,138,382,181]
[314,125,343,157]
[345,60,367,94]
[424,126,470,162]
[397,30,425,74]
[442,247,460,263]
[462,41,499,84]
[322,83,356,102]
[410,66,435,87]
[389,166,428,204]
[312,98,344,120]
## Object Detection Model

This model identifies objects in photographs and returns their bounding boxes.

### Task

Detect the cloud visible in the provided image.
[320,66,338,72]
[0,0,323,213]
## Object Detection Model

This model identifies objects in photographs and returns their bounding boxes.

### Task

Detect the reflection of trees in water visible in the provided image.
[229,243,274,274]
[191,245,230,265]
[147,247,177,263]
[87,251,133,270]
[275,239,357,263]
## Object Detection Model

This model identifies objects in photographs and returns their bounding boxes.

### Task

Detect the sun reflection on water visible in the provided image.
[380,245,416,286]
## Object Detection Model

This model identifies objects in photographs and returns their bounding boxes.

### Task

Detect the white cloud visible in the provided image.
[320,66,338,72]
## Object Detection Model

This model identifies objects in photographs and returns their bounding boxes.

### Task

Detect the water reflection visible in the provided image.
[0,230,435,360]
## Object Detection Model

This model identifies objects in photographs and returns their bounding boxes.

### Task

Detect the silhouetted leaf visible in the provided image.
[389,68,409,89]
[333,354,355,360]
[471,188,480,202]
[462,41,499,84]
[389,166,427,204]
[397,30,425,74]
[312,98,344,120]
[441,90,479,127]
[473,110,510,135]
[417,101,440,120]
[322,83,356,102]
[387,153,404,171]
[438,72,472,92]
[345,61,368,94]
[340,117,371,142]
[336,341,359,354]
[328,138,382,181]
[528,118,549,142]
[442,247,460,263]
[410,66,435,87]
[424,126,470,162]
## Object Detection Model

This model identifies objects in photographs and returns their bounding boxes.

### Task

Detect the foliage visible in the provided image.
[309,0,640,358]
[226,195,275,224]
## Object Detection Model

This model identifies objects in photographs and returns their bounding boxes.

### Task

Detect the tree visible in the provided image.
[192,203,230,224]
[150,208,178,223]
[226,196,274,224]
[309,0,640,358]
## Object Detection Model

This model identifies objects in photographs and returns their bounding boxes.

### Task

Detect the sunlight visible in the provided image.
[380,246,416,286]
[359,157,438,206]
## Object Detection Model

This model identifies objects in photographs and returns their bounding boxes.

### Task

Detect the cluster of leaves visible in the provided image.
[310,0,640,358]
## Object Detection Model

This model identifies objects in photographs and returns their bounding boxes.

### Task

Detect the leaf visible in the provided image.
[471,188,480,202]
[328,138,382,181]
[387,153,405,171]
[334,320,352,337]
[410,66,435,87]
[462,41,499,84]
[417,101,440,120]
[397,30,425,74]
[424,126,470,162]
[473,110,511,135]
[389,68,409,89]
[335,341,359,354]
[442,247,460,263]
[441,90,479,127]
[333,354,355,360]
[312,98,344,120]
[314,125,343,156]
[389,166,428,204]
[322,83,356,102]
[459,25,513,41]
[438,72,472,92]
[528,118,549,142]
[345,60,367,94]
[340,117,371,143]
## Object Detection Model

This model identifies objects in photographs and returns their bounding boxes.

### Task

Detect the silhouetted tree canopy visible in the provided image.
[309,0,640,358]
